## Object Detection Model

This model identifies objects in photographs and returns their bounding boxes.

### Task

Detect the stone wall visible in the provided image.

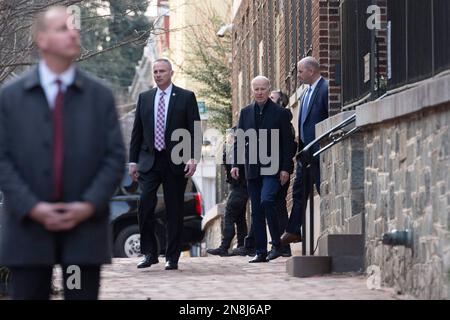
[363,104,450,299]
[318,75,450,299]
[355,74,450,299]
[318,112,365,236]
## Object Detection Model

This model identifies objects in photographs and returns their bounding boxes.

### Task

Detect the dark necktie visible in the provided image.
[53,79,64,200]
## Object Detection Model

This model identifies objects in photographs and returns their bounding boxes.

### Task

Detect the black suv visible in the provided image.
[110,174,205,258]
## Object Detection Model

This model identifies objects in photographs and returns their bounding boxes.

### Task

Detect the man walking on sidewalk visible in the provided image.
[129,59,201,271]
[207,127,249,257]
[231,76,295,263]
[281,57,329,246]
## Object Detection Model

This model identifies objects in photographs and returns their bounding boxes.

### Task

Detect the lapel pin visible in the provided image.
[172,93,176,96]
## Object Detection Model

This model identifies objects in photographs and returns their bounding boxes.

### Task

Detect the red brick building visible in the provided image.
[229,0,450,299]
[231,0,344,123]
[230,0,350,232]
[231,0,388,123]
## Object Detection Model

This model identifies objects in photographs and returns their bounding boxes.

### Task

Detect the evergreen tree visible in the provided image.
[182,14,232,133]
[79,0,150,89]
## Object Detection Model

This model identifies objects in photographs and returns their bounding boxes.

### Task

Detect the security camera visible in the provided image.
[217,24,233,37]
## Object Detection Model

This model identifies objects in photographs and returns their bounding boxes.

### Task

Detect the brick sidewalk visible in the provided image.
[72,256,413,300]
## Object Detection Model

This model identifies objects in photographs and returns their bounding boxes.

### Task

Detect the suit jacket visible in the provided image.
[0,66,125,266]
[234,99,295,180]
[129,85,201,175]
[298,77,329,155]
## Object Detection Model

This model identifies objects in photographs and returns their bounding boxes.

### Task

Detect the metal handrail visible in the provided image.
[294,114,359,256]
[296,113,357,164]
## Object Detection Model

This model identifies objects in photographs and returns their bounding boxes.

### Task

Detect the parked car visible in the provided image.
[110,173,205,258]
[0,174,204,259]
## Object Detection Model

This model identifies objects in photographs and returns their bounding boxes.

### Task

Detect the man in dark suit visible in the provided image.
[207,127,248,257]
[0,7,125,300]
[270,90,296,257]
[129,58,201,270]
[281,57,329,246]
[231,76,295,263]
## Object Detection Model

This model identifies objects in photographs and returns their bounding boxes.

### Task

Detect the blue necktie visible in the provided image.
[300,87,312,142]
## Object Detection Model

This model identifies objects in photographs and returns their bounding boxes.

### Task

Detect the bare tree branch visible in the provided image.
[77,30,151,61]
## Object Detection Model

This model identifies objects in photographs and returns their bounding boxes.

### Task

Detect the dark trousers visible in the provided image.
[9,265,100,300]
[286,160,320,235]
[220,183,248,249]
[276,179,290,235]
[138,150,187,263]
[247,176,281,255]
[245,179,290,249]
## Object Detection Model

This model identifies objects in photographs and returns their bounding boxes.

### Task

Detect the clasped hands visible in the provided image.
[28,202,95,232]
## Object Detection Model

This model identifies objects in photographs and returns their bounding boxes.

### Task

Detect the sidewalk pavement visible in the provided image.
[52,256,415,300]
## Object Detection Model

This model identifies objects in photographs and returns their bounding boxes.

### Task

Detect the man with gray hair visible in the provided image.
[281,56,329,246]
[231,76,295,263]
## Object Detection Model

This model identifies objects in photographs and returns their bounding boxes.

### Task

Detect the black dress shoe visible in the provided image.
[249,254,268,263]
[165,261,178,270]
[207,247,229,256]
[230,246,248,256]
[267,247,283,261]
[137,254,159,269]
[245,247,256,256]
[282,245,292,257]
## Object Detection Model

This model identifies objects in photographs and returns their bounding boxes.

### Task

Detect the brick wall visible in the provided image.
[231,0,345,226]
[232,0,342,120]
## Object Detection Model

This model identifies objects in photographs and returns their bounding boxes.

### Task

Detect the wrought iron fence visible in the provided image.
[341,0,372,106]
[341,0,450,106]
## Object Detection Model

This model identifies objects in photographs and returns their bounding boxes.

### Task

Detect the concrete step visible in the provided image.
[319,234,364,273]
[286,234,365,278]
[286,256,332,278]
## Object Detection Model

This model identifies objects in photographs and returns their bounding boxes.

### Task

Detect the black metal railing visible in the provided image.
[388,0,450,89]
[295,114,359,255]
[341,0,372,106]
[341,0,450,107]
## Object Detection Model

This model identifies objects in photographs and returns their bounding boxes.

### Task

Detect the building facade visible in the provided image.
[231,0,343,125]
[231,0,450,299]
[167,0,233,213]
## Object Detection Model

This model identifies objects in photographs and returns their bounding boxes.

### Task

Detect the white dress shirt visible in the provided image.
[154,83,173,135]
[38,60,76,109]
[129,84,173,166]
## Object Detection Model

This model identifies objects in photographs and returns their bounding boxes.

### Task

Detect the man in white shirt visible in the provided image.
[129,58,201,270]
[0,6,125,299]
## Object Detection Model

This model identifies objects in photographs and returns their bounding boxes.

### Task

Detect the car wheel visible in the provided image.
[114,225,161,258]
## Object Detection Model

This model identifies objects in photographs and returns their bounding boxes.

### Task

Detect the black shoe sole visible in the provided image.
[249,255,269,263]
[137,261,159,269]
[165,266,178,270]
[207,251,229,257]
[249,259,269,263]
[267,253,283,260]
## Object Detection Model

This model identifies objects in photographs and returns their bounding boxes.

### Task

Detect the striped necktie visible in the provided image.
[155,91,166,151]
